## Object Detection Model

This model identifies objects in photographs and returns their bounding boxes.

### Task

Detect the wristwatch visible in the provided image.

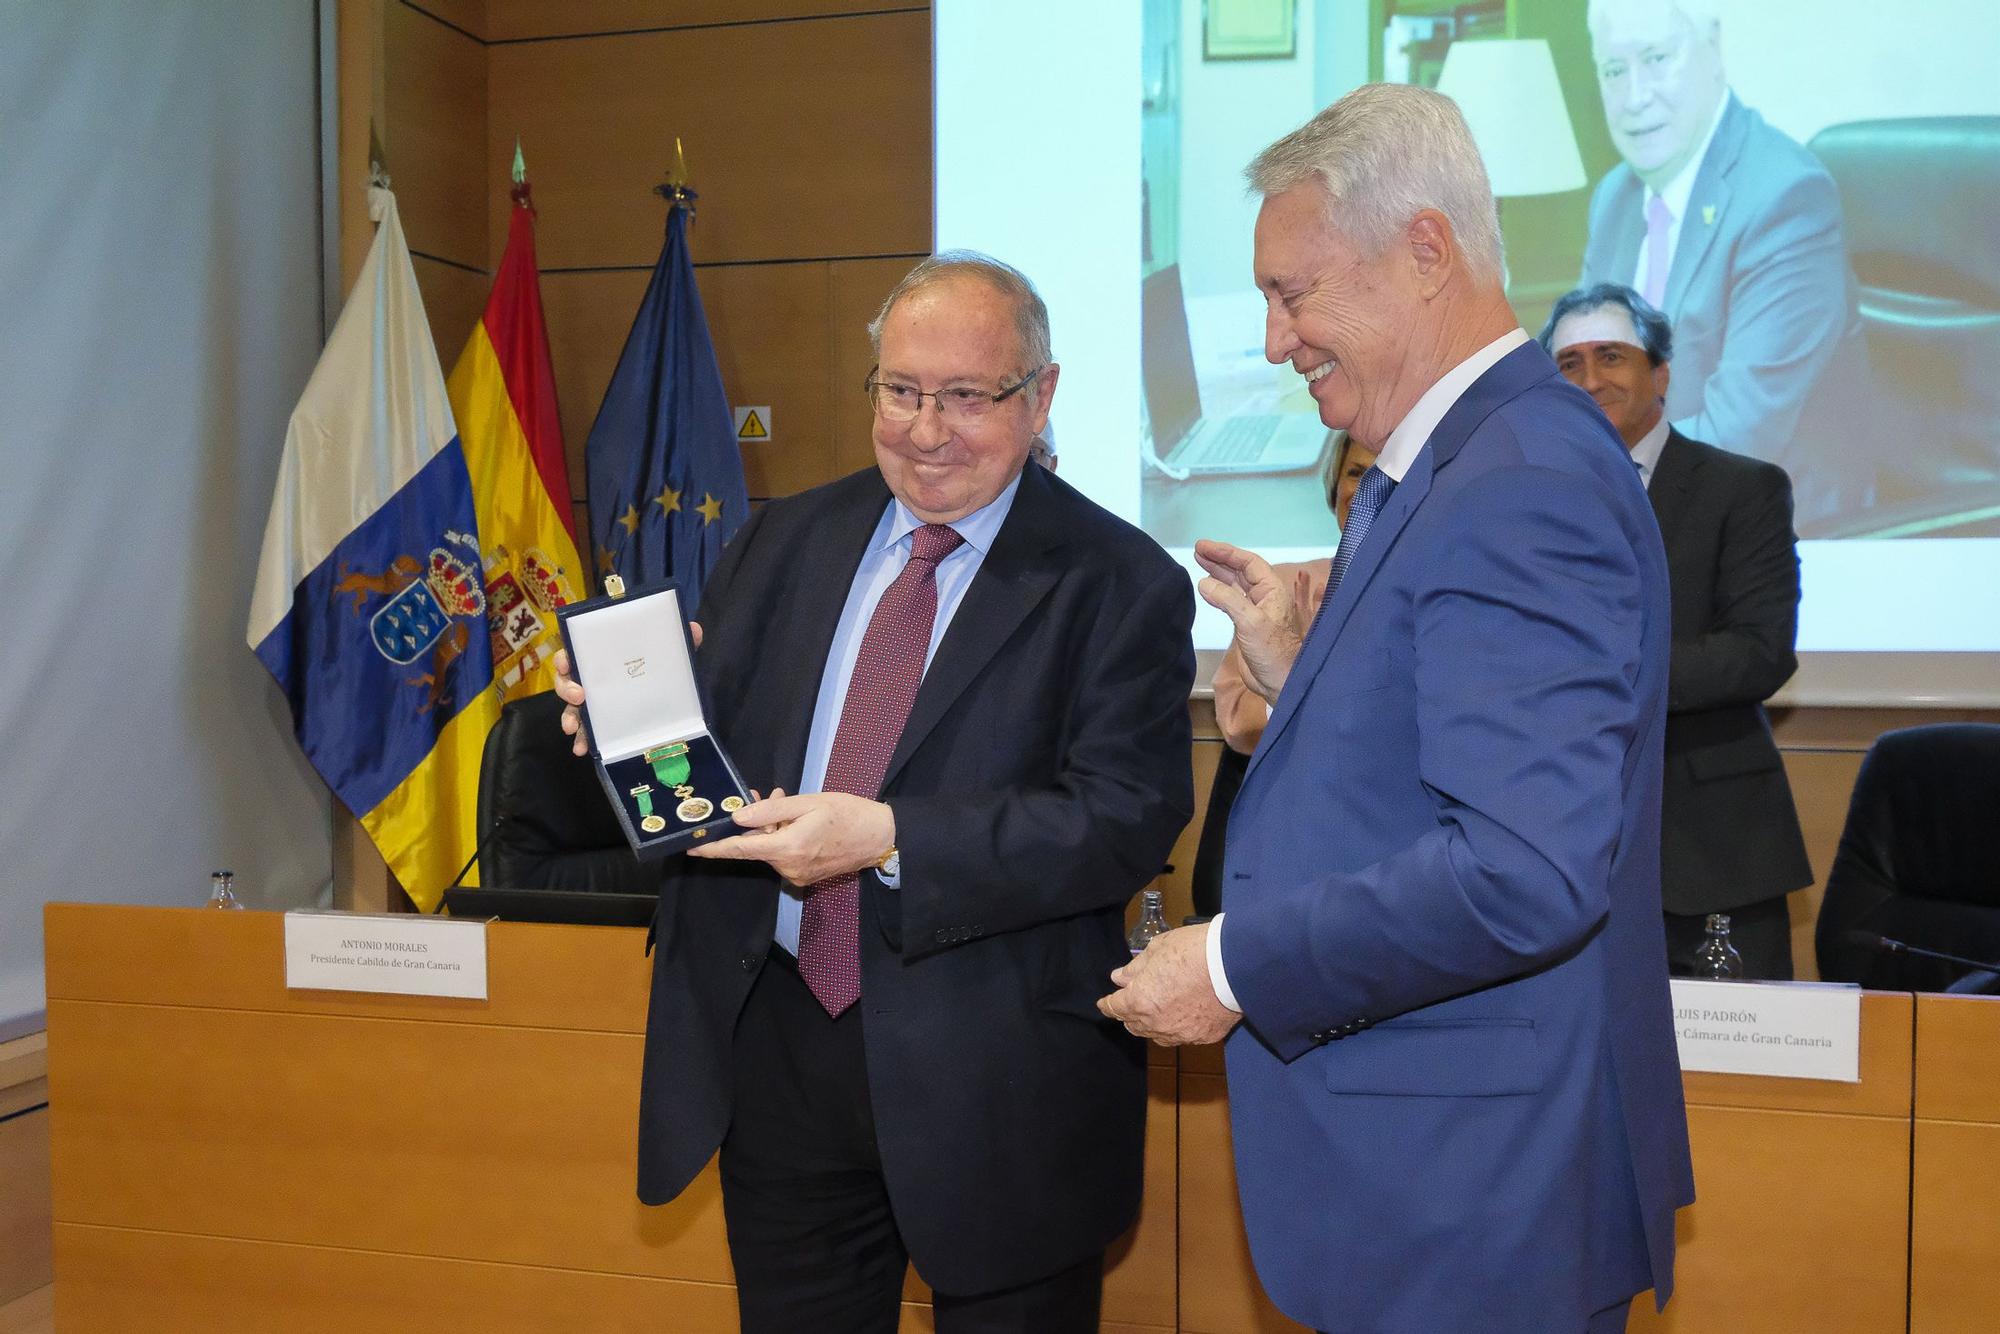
[874,845,900,879]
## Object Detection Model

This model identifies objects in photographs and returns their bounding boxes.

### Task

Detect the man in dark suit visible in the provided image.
[558,252,1194,1332]
[1102,86,1691,1332]
[1543,282,1812,980]
[1581,0,1863,529]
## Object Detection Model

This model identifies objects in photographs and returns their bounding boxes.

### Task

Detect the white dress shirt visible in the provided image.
[1628,413,1671,490]
[1204,329,1532,1014]
[773,472,1022,955]
[1631,94,1730,302]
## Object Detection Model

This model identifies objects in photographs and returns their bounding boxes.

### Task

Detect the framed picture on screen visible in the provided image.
[1203,0,1295,61]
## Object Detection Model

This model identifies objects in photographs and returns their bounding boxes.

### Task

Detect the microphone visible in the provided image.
[437,815,510,908]
[1840,930,2000,976]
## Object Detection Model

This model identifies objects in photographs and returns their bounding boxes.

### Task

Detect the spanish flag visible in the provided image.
[447,154,583,707]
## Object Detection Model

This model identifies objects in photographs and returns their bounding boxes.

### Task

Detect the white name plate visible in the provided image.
[283,911,488,1000]
[1670,978,1861,1083]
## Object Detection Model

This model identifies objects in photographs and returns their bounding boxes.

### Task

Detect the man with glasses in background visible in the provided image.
[1580,0,1860,527]
[557,251,1194,1332]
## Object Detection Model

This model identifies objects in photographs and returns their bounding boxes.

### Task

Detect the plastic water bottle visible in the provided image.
[206,870,243,910]
[1127,890,1169,956]
[1693,913,1743,979]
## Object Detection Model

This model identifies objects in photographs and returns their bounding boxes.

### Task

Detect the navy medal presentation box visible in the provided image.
[556,581,751,858]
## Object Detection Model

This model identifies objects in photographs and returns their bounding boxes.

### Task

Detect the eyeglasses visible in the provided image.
[865,366,1044,426]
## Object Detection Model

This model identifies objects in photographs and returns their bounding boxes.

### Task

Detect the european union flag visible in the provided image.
[584,191,748,613]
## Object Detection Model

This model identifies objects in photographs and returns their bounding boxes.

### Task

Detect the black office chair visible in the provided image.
[1807,117,2000,536]
[1815,723,2000,991]
[474,690,657,894]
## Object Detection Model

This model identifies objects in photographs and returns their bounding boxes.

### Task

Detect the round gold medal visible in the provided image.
[720,795,744,813]
[677,797,714,822]
[640,814,667,834]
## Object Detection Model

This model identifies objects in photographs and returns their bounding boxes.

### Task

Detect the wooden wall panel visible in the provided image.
[385,0,487,269]
[1630,1105,1909,1333]
[53,1224,737,1333]
[1681,990,1911,1119]
[43,907,652,1033]
[1176,1072,1308,1334]
[538,269,647,506]
[1911,1121,2000,1333]
[0,1033,46,1118]
[48,999,730,1283]
[1916,993,2000,1122]
[0,1109,52,1307]
[1771,706,2000,750]
[483,1,911,43]
[699,262,836,499]
[485,11,930,269]
[412,256,491,373]
[413,0,487,41]
[538,263,845,510]
[829,258,924,479]
[541,256,916,539]
[1147,737,1221,934]
[1105,1065,1181,1329]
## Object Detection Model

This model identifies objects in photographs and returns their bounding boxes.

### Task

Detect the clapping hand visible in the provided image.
[1194,540,1308,705]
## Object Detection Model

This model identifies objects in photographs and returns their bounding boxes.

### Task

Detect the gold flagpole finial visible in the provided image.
[367,122,391,190]
[656,137,697,214]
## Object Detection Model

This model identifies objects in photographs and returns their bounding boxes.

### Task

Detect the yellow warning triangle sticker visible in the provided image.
[737,410,768,440]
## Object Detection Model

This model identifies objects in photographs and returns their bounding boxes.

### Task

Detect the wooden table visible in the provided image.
[43,905,2000,1331]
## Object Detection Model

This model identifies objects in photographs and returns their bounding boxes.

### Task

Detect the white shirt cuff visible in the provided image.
[1206,912,1242,1014]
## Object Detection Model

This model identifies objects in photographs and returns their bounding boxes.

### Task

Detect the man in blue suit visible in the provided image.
[1101,84,1694,1332]
[1581,0,1862,529]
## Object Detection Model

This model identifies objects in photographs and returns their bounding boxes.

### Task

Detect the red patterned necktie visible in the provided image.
[797,522,965,1017]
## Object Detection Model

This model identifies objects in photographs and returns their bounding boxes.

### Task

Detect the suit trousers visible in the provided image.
[717,946,1104,1334]
[1664,896,1795,981]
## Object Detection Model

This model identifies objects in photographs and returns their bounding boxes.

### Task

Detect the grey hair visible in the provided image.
[1587,0,1723,43]
[1245,83,1503,283]
[866,250,1052,374]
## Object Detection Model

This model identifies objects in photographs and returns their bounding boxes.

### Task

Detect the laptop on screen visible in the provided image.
[1142,263,1329,476]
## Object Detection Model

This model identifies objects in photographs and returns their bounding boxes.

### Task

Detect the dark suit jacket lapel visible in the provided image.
[1645,429,1700,553]
[769,474,894,791]
[1245,341,1556,788]
[883,465,1064,788]
[1665,95,1743,315]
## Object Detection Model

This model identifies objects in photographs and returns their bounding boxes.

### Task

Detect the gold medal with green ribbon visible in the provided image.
[645,740,692,789]
[630,782,667,834]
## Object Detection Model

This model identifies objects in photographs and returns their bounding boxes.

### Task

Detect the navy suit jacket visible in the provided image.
[632,462,1195,1295]
[1220,343,1695,1332]
[1584,94,1863,526]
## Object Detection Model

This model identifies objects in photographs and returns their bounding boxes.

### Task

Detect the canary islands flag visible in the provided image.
[248,186,494,911]
[447,163,582,706]
[584,195,747,613]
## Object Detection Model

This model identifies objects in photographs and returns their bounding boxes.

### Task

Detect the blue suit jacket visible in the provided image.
[1583,95,1863,526]
[1220,342,1695,1333]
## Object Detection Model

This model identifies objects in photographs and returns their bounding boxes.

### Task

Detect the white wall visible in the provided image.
[0,1,334,1034]
[1590,0,2000,143]
[1174,0,1322,301]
